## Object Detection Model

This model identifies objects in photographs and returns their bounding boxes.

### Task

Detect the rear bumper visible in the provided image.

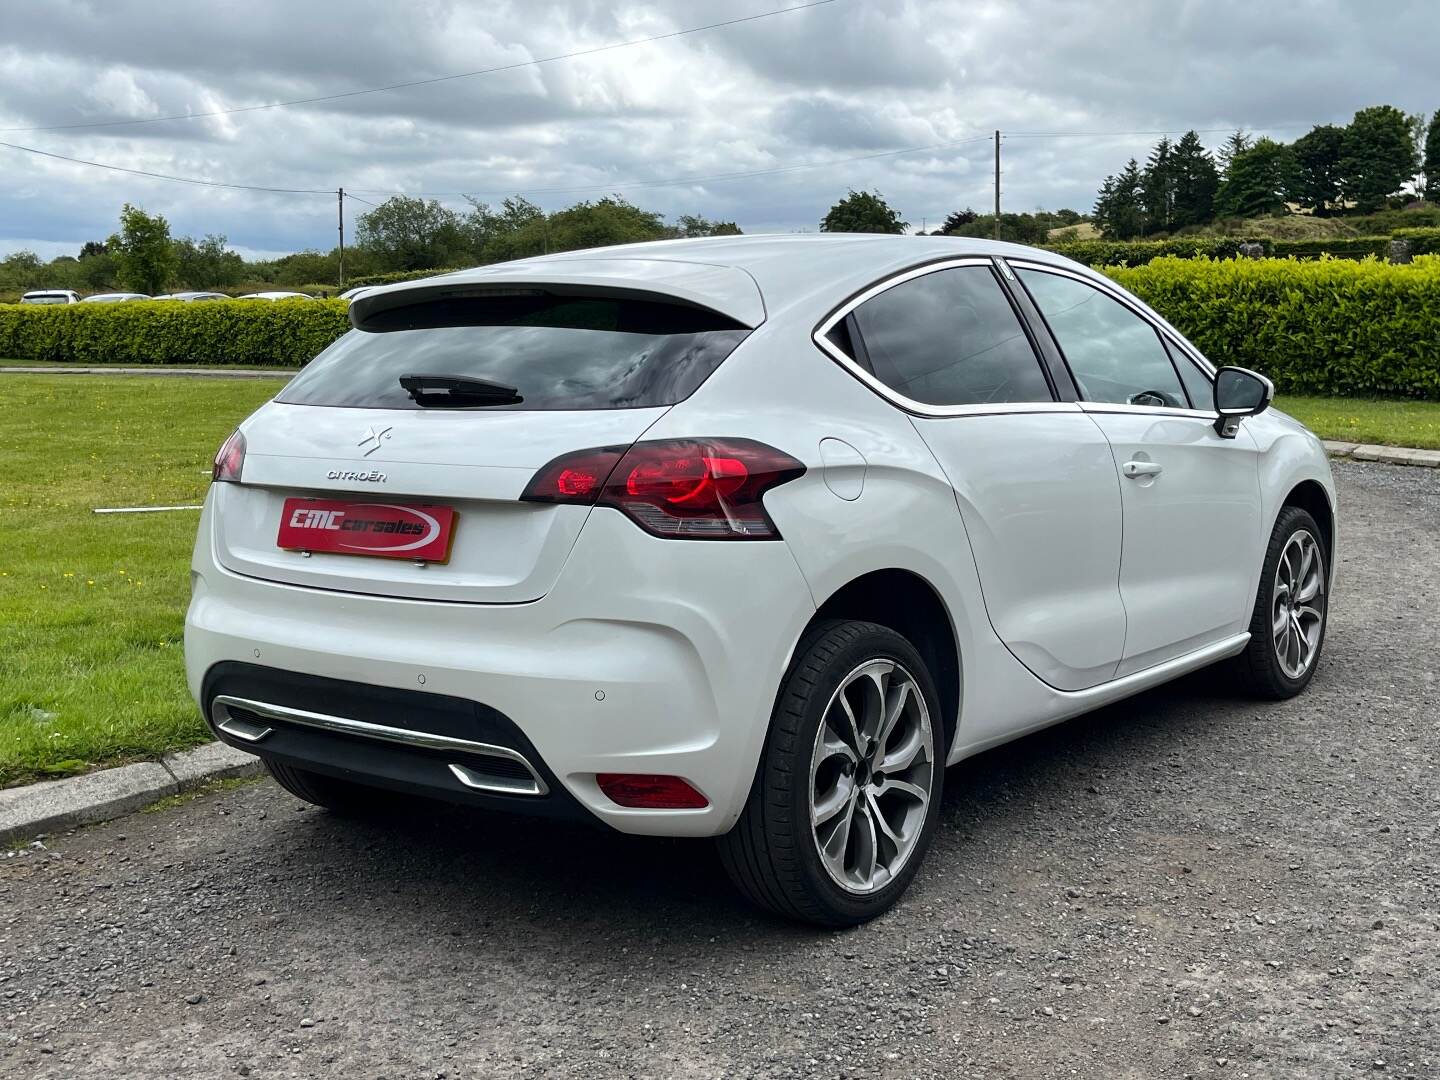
[184,497,817,836]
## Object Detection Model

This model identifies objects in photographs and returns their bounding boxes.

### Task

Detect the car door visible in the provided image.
[820,257,1128,696]
[1011,261,1264,676]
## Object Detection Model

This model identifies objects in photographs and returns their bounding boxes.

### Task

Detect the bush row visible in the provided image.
[1104,255,1440,398]
[4,259,1438,399]
[1045,235,1409,266]
[346,267,467,288]
[0,299,351,367]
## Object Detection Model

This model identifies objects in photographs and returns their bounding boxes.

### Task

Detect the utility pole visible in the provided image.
[337,188,345,289]
[993,130,1001,240]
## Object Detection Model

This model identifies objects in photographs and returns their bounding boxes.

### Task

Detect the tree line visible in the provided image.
[0,196,742,296]
[1093,105,1440,239]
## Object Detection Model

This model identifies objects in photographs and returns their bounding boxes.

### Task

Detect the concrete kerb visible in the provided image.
[1323,440,1440,467]
[0,742,262,847]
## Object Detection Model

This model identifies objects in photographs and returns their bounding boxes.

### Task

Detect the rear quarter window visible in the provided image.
[279,293,750,411]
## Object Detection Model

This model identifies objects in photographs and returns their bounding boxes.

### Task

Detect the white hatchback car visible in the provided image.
[186,235,1335,926]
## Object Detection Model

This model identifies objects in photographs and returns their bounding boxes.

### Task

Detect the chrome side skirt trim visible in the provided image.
[210,694,549,796]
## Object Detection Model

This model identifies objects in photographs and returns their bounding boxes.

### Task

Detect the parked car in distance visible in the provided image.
[237,291,314,301]
[19,289,80,304]
[153,292,229,302]
[80,292,151,303]
[188,234,1336,927]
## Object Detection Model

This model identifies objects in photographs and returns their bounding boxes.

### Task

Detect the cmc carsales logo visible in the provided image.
[277,499,455,562]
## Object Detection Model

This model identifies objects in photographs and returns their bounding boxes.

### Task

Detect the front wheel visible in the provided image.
[1231,506,1329,699]
[718,620,945,927]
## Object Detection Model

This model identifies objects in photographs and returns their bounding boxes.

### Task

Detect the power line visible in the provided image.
[0,138,334,194]
[0,132,993,201]
[0,1,840,134]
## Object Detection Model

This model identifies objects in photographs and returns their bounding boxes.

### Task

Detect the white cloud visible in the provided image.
[1,0,1438,259]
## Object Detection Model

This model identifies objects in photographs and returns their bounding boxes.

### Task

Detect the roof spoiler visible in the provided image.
[350,257,766,330]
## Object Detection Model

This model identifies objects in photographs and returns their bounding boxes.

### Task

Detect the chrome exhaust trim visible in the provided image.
[209,694,548,796]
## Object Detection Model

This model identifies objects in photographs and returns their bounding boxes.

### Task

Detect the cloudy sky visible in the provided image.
[2,0,1438,260]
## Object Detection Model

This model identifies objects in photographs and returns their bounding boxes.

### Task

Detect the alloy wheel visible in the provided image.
[808,659,935,894]
[1272,529,1325,680]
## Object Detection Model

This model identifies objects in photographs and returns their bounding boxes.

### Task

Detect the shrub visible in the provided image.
[1268,236,1389,260]
[346,267,467,288]
[1045,237,1256,267]
[0,299,350,367]
[1391,227,1440,256]
[1105,256,1440,398]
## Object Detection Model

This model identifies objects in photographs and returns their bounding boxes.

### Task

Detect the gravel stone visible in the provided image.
[0,461,1435,1077]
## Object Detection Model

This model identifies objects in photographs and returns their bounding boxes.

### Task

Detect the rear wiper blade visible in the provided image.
[399,373,523,406]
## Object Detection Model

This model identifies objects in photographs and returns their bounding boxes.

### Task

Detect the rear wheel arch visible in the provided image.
[805,568,961,756]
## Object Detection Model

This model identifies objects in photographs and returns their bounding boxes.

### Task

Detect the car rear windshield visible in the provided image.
[277,292,752,411]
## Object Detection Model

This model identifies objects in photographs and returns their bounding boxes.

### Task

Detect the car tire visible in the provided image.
[261,757,393,814]
[1231,506,1329,699]
[718,619,946,927]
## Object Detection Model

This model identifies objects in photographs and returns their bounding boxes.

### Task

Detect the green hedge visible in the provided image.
[346,267,467,288]
[0,299,350,367]
[5,258,1439,397]
[1104,256,1440,398]
[1392,227,1440,255]
[1045,237,1258,267]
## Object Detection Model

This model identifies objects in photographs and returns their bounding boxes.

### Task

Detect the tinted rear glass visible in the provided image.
[278,294,751,411]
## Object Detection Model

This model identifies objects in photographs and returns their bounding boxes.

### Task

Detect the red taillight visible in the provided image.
[596,773,709,810]
[520,446,627,504]
[521,438,804,540]
[213,429,246,483]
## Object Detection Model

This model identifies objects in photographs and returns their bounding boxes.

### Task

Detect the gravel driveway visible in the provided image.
[2,460,1436,1079]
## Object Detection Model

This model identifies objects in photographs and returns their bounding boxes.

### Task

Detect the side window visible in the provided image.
[1167,339,1216,411]
[845,265,1052,407]
[1017,269,1187,409]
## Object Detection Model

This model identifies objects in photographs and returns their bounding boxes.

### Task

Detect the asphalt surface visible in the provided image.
[2,460,1437,1079]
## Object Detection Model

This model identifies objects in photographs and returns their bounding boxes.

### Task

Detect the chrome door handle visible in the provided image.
[1122,460,1163,479]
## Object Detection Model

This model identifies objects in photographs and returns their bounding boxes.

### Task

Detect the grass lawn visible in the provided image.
[0,374,286,786]
[1275,395,1440,451]
[1,358,299,373]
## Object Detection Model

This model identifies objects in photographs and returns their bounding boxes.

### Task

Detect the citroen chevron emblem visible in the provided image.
[357,425,393,457]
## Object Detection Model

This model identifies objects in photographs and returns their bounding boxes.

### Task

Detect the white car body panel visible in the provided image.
[184,234,1337,837]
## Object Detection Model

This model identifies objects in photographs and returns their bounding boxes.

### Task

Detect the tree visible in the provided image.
[1422,112,1440,201]
[544,196,673,251]
[1140,136,1175,232]
[1288,125,1346,215]
[465,196,547,262]
[940,208,978,234]
[79,240,109,260]
[1215,138,1295,218]
[173,233,244,289]
[356,196,469,271]
[1340,105,1419,212]
[1094,159,1146,238]
[1168,131,1220,227]
[674,214,741,237]
[108,204,177,294]
[1217,130,1252,178]
[820,190,907,234]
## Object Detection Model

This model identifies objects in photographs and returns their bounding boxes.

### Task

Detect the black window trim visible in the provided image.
[1003,258,1220,421]
[810,256,1069,418]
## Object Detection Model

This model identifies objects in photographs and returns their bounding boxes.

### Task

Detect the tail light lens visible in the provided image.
[596,773,709,809]
[213,429,246,483]
[522,438,804,539]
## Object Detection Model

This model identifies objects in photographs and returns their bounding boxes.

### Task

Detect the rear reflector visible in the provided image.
[521,438,804,540]
[596,773,709,810]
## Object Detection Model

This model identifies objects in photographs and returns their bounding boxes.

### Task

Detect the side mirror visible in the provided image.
[1212,366,1274,438]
